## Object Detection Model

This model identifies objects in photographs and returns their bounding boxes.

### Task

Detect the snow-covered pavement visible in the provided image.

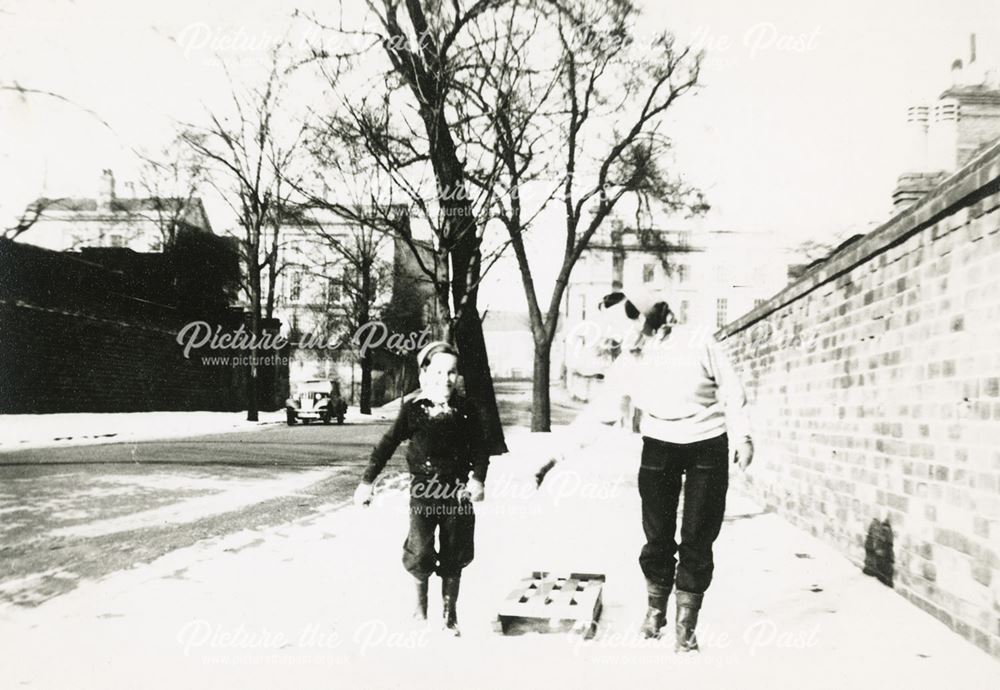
[0,407,393,453]
[1,428,997,689]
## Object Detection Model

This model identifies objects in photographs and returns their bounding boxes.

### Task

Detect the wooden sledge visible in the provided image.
[493,571,605,639]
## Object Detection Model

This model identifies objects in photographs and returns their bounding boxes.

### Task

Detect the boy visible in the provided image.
[537,288,753,652]
[354,341,489,636]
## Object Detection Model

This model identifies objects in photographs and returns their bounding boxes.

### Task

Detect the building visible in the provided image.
[561,218,788,399]
[20,169,213,252]
[272,204,441,405]
[893,35,1000,211]
[8,169,298,412]
[481,310,535,380]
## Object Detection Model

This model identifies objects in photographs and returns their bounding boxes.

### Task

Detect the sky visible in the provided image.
[2,0,999,310]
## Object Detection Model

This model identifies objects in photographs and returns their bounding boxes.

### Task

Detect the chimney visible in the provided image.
[98,169,115,207]
[970,33,977,65]
[951,58,964,87]
[892,171,948,212]
[904,105,930,171]
[929,98,959,171]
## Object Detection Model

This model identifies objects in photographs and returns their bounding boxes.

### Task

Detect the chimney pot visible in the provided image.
[98,169,115,206]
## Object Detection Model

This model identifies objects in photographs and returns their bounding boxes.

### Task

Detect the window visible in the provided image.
[716,298,728,328]
[643,263,655,283]
[109,234,125,248]
[290,272,302,302]
[327,279,341,304]
[675,264,688,284]
[422,302,436,326]
[612,253,624,284]
[679,299,689,324]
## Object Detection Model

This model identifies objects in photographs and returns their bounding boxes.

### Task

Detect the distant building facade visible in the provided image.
[7,169,293,413]
[272,205,441,406]
[21,169,212,252]
[562,219,788,399]
[481,310,536,380]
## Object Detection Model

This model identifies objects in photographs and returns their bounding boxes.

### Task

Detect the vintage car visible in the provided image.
[285,379,348,425]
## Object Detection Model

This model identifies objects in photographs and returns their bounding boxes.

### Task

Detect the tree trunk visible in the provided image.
[453,306,508,456]
[247,245,261,422]
[359,355,373,415]
[531,338,552,432]
[247,268,261,422]
[410,88,506,454]
[358,265,373,414]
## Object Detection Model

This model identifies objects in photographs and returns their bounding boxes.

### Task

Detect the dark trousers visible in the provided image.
[638,434,729,595]
[402,492,475,579]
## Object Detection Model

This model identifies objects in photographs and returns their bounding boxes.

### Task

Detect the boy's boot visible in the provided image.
[639,581,670,639]
[674,590,703,653]
[441,576,461,637]
[413,576,429,621]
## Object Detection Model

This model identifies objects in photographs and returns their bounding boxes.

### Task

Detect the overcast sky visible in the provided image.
[3,0,999,308]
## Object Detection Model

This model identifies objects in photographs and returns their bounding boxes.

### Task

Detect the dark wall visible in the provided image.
[0,238,285,413]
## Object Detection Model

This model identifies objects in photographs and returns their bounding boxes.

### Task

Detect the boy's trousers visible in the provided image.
[637,434,729,594]
[403,479,475,578]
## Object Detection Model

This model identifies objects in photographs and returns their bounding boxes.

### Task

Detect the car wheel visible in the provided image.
[321,412,331,425]
[286,411,296,426]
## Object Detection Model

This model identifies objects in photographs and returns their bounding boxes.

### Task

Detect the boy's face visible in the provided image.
[595,297,644,354]
[419,352,458,401]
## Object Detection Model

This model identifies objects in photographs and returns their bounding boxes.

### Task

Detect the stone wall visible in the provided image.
[720,141,1000,657]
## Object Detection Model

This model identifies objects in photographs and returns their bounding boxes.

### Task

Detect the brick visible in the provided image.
[985,378,1000,398]
[972,564,993,587]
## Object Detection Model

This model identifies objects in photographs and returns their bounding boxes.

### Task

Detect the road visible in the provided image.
[0,381,580,607]
[0,422,393,606]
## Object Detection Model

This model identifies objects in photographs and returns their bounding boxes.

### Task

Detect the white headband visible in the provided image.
[416,340,456,368]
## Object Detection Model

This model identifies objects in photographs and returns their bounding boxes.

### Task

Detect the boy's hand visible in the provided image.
[354,482,374,507]
[535,455,561,488]
[732,438,754,472]
[466,478,485,502]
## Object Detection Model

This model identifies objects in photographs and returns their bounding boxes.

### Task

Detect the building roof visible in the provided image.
[938,84,1000,105]
[482,310,531,332]
[31,196,213,233]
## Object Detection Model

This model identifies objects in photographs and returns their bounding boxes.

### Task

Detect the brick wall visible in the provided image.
[0,240,285,413]
[720,141,1000,658]
[0,302,244,412]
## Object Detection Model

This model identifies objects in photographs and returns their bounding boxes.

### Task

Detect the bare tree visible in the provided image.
[3,199,55,240]
[135,133,209,248]
[181,52,309,421]
[457,0,707,430]
[304,0,531,455]
[1,83,114,238]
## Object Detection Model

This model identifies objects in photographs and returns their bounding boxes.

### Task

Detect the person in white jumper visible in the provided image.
[538,289,754,651]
